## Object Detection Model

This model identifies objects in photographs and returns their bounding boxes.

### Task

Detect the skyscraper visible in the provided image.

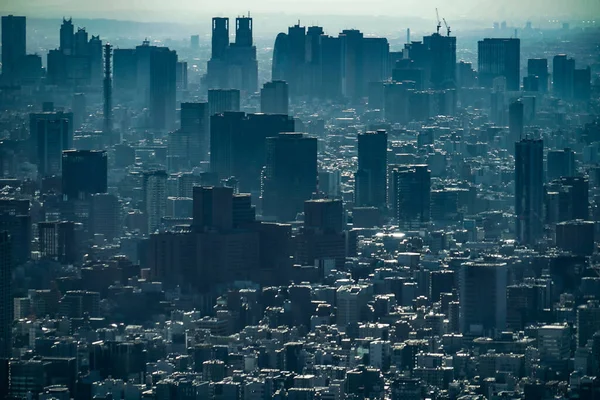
[29,112,73,176]
[355,130,388,208]
[515,138,544,245]
[149,47,177,131]
[478,38,520,91]
[546,148,576,181]
[459,262,508,337]
[527,58,549,92]
[208,89,241,116]
[391,165,431,229]
[61,150,108,201]
[211,17,229,59]
[235,16,253,47]
[508,100,524,143]
[1,15,26,82]
[553,54,575,99]
[261,81,289,115]
[59,18,74,55]
[142,170,168,233]
[423,32,456,88]
[262,133,318,221]
[0,231,11,358]
[180,102,210,162]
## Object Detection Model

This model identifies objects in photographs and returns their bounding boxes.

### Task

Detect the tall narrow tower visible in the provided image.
[103,43,113,145]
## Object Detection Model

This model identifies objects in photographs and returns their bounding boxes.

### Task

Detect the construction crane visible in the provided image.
[435,8,441,34]
[443,18,451,36]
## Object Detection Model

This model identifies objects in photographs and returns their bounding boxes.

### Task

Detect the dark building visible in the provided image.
[179,102,210,163]
[210,112,295,194]
[1,15,26,82]
[261,81,289,115]
[527,58,549,92]
[208,89,241,116]
[29,112,73,177]
[0,232,11,358]
[355,130,388,208]
[556,220,594,256]
[211,17,229,59]
[459,262,508,337]
[573,67,591,101]
[478,38,520,91]
[148,45,177,131]
[546,176,589,222]
[262,133,318,221]
[38,221,78,264]
[553,54,575,99]
[547,148,576,181]
[391,165,431,229]
[113,48,138,94]
[515,138,544,245]
[90,193,120,240]
[61,150,107,201]
[0,199,31,266]
[422,33,456,88]
[509,100,524,143]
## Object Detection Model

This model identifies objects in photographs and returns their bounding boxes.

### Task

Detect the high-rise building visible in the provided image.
[553,54,575,99]
[261,81,289,115]
[577,301,600,348]
[459,261,508,337]
[208,89,241,116]
[423,33,456,88]
[113,49,138,94]
[515,139,544,245]
[59,18,74,55]
[180,102,210,162]
[262,133,317,221]
[546,176,589,223]
[0,200,31,266]
[391,165,431,229]
[149,46,177,131]
[478,38,520,91]
[537,324,571,373]
[1,15,26,82]
[210,112,295,194]
[355,130,387,208]
[29,112,73,176]
[527,58,549,92]
[142,170,168,233]
[0,231,11,358]
[546,148,575,181]
[61,150,108,201]
[191,35,200,49]
[508,100,524,143]
[304,199,344,234]
[38,221,78,264]
[573,66,591,101]
[211,17,229,59]
[90,193,120,240]
[192,186,235,232]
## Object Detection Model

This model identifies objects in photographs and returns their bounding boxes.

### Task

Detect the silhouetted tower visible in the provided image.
[103,43,113,144]
[212,17,229,59]
[60,17,74,55]
[515,138,544,245]
[235,16,253,47]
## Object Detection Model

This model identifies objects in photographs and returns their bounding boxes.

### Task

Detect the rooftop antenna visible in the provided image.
[435,8,442,34]
[443,18,451,36]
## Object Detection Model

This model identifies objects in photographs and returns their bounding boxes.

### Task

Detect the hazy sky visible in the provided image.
[1,0,598,23]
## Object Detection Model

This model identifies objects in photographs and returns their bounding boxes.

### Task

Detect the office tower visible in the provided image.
[262,133,317,221]
[553,54,575,99]
[180,102,209,162]
[62,150,108,201]
[577,301,600,348]
[515,139,544,245]
[176,61,188,90]
[355,130,387,208]
[547,148,575,181]
[74,27,89,56]
[72,93,86,129]
[478,38,520,91]
[384,82,412,124]
[60,18,74,55]
[29,112,73,177]
[103,44,112,144]
[537,324,571,373]
[142,170,168,233]
[88,35,103,86]
[340,29,364,99]
[113,49,138,94]
[547,177,588,221]
[235,16,253,46]
[430,269,455,302]
[1,15,26,82]
[423,32,456,88]
[90,193,120,240]
[208,89,241,116]
[211,17,229,59]
[261,81,289,115]
[0,232,11,358]
[509,100,524,143]
[192,186,235,232]
[459,261,507,337]
[573,66,591,101]
[527,58,548,92]
[190,35,200,49]
[0,200,31,266]
[391,165,431,229]
[556,220,595,256]
[38,221,78,264]
[337,285,369,327]
[149,47,177,131]
[320,35,342,99]
[304,199,344,234]
[210,112,295,194]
